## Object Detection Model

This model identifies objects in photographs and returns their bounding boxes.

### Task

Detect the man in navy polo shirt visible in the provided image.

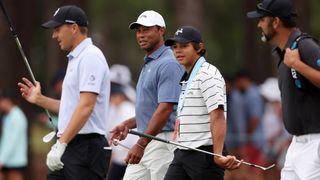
[111,10,184,180]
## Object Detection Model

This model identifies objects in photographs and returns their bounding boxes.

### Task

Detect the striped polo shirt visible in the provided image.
[177,61,226,149]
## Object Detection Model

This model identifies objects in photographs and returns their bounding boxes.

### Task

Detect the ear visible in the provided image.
[159,27,165,36]
[272,17,281,29]
[71,24,79,34]
[198,42,205,53]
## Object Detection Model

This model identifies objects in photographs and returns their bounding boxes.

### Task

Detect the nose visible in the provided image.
[52,30,57,39]
[257,20,262,28]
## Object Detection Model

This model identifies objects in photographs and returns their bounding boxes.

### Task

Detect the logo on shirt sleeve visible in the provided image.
[88,75,96,86]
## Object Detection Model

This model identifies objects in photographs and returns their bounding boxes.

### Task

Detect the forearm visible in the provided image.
[122,117,137,129]
[36,95,60,113]
[211,108,227,155]
[59,92,97,144]
[294,60,320,88]
[138,102,174,146]
[59,103,92,144]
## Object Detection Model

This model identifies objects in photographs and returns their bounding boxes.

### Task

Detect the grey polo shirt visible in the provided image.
[135,45,184,132]
[273,28,320,135]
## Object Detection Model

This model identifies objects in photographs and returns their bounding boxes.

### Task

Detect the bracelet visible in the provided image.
[135,143,145,150]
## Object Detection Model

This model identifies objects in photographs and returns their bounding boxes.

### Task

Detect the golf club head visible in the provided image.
[42,131,56,143]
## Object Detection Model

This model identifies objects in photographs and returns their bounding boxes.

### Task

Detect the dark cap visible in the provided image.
[42,5,88,29]
[165,26,202,46]
[247,0,297,19]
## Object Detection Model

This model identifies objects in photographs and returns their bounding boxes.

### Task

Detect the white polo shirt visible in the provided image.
[177,62,226,149]
[57,38,110,136]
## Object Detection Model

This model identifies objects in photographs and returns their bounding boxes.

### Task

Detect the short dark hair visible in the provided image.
[191,42,206,56]
[280,16,297,28]
[79,26,88,35]
[0,89,18,104]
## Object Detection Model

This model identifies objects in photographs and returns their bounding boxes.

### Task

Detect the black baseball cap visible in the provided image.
[165,26,202,46]
[42,5,88,29]
[247,0,297,19]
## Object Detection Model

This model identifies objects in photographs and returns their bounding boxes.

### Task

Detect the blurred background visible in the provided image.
[0,0,319,179]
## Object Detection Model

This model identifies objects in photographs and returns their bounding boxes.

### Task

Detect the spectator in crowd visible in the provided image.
[106,64,138,180]
[0,89,28,180]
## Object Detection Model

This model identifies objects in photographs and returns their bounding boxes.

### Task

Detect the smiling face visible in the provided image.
[172,42,200,73]
[135,25,165,55]
[52,24,77,51]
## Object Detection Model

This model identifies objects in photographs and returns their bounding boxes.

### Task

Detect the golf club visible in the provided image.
[0,0,57,142]
[112,139,131,150]
[128,129,275,171]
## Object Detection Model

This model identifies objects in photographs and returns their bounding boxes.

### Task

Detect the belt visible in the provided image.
[295,133,320,143]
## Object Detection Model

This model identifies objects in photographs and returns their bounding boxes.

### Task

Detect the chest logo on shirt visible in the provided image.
[90,75,96,81]
[147,69,151,73]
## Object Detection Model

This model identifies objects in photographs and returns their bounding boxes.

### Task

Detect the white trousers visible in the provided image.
[281,133,320,180]
[123,132,175,180]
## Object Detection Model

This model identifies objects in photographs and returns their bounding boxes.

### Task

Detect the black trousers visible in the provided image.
[164,145,226,180]
[106,162,127,180]
[47,134,111,180]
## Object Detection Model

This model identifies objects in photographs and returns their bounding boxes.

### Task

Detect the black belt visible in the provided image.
[67,133,104,145]
[74,133,104,140]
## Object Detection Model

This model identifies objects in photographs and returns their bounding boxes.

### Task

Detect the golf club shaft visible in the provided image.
[0,0,56,132]
[128,129,273,170]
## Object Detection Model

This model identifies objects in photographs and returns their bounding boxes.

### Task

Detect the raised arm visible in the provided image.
[284,48,320,88]
[18,77,60,113]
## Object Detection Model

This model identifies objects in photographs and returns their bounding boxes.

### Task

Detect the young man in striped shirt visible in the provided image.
[164,26,241,179]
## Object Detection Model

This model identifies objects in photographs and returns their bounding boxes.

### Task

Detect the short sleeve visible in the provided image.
[199,68,226,113]
[78,53,106,94]
[157,62,184,103]
[300,39,320,70]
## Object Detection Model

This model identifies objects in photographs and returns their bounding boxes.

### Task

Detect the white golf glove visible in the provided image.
[46,140,67,171]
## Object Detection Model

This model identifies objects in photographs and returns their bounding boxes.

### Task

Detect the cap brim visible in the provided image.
[41,20,62,29]
[247,11,263,19]
[129,22,163,29]
[164,37,191,46]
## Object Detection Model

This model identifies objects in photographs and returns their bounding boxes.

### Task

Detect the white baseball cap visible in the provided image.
[259,77,281,102]
[109,64,132,86]
[129,10,166,29]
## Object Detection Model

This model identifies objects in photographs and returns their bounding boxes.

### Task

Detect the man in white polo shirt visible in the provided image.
[18,5,110,180]
[164,26,240,179]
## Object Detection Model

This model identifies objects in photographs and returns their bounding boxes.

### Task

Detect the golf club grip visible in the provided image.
[0,0,55,134]
[128,129,169,144]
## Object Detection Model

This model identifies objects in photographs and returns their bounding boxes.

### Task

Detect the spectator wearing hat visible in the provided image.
[110,10,184,180]
[0,90,28,180]
[164,26,240,180]
[247,0,320,179]
[18,5,111,180]
[106,64,138,180]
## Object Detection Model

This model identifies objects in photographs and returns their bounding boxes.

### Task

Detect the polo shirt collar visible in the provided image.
[67,38,93,60]
[144,45,169,64]
[180,56,202,83]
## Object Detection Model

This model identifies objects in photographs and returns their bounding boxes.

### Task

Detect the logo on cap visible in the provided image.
[175,28,183,35]
[139,14,147,19]
[53,8,60,17]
